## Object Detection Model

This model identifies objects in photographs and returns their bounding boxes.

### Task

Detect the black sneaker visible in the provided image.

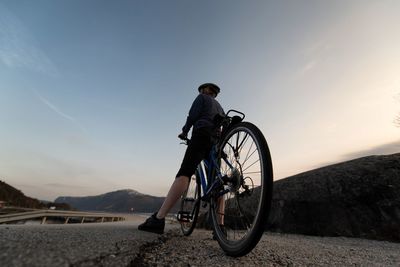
[212,225,227,240]
[138,212,165,234]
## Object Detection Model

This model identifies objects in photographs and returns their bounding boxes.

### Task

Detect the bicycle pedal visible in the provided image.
[183,197,195,202]
[177,211,192,222]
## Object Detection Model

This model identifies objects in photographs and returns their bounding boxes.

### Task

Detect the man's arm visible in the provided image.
[181,94,204,136]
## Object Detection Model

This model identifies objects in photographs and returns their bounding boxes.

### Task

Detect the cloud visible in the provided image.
[45,183,91,190]
[0,3,58,75]
[295,39,331,78]
[308,140,400,171]
[297,60,317,77]
[31,88,88,134]
[32,88,76,122]
[340,140,400,160]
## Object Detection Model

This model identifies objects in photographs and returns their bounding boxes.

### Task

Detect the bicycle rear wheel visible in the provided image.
[210,122,273,256]
[179,172,201,236]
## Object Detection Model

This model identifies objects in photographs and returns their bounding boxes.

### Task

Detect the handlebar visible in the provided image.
[178,134,190,145]
[226,109,245,121]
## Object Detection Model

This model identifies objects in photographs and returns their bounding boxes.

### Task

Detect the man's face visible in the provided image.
[201,87,216,97]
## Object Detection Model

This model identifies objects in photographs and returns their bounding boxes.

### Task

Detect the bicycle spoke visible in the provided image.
[243,140,254,165]
[242,159,260,173]
[237,133,249,155]
[180,173,201,236]
[235,132,249,159]
[226,141,234,161]
[235,197,251,231]
[228,132,250,166]
[242,147,258,167]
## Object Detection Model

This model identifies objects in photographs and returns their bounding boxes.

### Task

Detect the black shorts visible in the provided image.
[176,127,214,178]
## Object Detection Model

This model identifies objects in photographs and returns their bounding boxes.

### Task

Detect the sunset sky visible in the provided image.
[1,0,399,201]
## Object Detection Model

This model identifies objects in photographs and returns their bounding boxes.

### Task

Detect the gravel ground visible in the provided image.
[132,229,400,266]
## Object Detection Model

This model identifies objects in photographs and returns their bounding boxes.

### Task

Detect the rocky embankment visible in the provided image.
[268,153,400,242]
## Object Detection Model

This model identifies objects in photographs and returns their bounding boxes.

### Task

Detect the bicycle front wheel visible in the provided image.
[210,122,273,257]
[179,172,201,236]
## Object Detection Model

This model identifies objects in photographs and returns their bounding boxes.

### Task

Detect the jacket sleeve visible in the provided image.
[182,94,204,134]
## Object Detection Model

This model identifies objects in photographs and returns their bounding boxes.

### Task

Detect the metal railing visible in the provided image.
[0,209,125,225]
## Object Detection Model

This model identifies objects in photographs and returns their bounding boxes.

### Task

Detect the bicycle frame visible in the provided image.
[179,109,245,218]
[197,144,235,202]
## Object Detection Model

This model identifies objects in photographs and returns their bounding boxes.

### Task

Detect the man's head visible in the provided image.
[198,83,220,98]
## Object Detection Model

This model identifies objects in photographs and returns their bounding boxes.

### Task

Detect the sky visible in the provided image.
[0,0,399,201]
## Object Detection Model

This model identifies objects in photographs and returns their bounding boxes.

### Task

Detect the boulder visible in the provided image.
[267,153,400,242]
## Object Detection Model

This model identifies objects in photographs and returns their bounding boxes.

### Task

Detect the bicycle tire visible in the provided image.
[210,122,273,257]
[179,171,201,236]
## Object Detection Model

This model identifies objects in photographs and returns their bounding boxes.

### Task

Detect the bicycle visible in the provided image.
[177,110,273,257]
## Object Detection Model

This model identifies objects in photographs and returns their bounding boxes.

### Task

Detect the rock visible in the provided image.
[267,153,400,242]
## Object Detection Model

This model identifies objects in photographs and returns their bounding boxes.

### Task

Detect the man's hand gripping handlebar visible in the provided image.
[178,133,190,145]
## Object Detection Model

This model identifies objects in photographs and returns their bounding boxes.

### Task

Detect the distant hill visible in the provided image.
[0,180,72,210]
[0,180,43,209]
[268,153,400,242]
[55,189,170,213]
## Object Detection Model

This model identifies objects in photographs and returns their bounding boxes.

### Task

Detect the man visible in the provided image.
[138,83,225,234]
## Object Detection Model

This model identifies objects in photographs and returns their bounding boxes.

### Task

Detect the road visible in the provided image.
[0,215,178,266]
[137,230,400,266]
[1,217,400,266]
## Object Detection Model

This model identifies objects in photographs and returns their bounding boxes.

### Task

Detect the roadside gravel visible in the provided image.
[133,229,400,266]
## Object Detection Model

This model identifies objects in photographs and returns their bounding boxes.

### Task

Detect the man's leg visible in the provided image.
[217,196,225,225]
[138,175,189,234]
[156,175,189,219]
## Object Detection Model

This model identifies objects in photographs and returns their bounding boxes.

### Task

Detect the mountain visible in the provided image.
[0,180,72,210]
[0,180,43,209]
[55,189,169,213]
[267,153,400,242]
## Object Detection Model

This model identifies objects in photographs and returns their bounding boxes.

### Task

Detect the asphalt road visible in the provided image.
[0,216,178,267]
[2,217,400,266]
[137,230,400,266]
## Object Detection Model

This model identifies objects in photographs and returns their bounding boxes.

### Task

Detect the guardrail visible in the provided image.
[0,209,125,225]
